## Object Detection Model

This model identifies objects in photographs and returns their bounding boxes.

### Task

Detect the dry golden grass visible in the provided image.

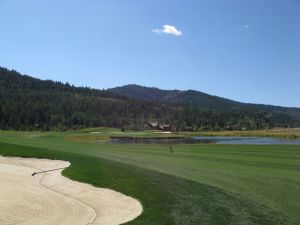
[182,128,300,139]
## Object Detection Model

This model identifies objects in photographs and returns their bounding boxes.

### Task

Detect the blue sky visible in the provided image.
[0,0,299,107]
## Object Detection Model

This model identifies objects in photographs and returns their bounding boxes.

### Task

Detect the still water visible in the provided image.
[193,136,300,145]
[108,136,300,145]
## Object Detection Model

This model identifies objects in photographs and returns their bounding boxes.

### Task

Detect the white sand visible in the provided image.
[0,156,142,225]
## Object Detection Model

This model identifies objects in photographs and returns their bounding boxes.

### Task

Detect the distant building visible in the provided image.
[146,122,159,129]
[158,124,171,131]
[146,122,171,130]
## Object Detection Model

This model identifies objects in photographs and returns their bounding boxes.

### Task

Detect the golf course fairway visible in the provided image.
[0,130,299,225]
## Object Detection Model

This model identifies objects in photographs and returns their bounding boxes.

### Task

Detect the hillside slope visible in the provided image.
[110,84,239,109]
[1,67,299,130]
[0,67,179,130]
[110,84,300,119]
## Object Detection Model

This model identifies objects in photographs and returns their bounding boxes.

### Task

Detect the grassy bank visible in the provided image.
[25,127,300,144]
[180,128,300,139]
[65,127,183,142]
[0,130,299,224]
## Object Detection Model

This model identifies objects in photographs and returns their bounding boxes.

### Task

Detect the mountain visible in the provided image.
[0,67,178,130]
[110,84,300,119]
[1,67,299,131]
[110,84,241,110]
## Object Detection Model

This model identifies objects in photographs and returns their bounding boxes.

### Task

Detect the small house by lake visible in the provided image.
[146,122,171,131]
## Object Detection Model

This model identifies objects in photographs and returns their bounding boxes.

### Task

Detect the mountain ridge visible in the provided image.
[1,66,299,130]
[109,84,300,113]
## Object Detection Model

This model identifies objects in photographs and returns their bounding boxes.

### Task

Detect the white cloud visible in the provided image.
[162,25,183,36]
[152,28,161,34]
[152,25,183,36]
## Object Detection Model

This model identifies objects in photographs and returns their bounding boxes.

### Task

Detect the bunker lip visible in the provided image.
[0,156,142,225]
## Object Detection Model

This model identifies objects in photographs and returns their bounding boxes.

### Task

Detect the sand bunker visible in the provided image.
[0,156,142,225]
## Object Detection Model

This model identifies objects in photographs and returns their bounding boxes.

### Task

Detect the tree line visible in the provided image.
[0,67,298,131]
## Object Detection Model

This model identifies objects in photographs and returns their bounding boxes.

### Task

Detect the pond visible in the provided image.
[107,137,213,144]
[193,136,300,145]
[107,136,300,145]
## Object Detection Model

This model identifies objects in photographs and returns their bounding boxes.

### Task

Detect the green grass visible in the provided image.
[65,127,300,143]
[81,127,182,138]
[0,130,299,224]
[180,128,300,139]
[64,127,183,143]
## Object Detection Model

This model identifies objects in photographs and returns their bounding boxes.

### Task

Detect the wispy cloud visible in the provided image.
[152,29,161,34]
[152,25,183,37]
[244,24,250,29]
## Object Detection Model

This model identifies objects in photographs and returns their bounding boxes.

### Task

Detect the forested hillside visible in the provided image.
[0,67,180,130]
[0,67,299,131]
[110,84,240,109]
[111,84,300,118]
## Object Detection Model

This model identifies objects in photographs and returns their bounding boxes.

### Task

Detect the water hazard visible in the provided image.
[193,136,300,145]
[107,136,300,145]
